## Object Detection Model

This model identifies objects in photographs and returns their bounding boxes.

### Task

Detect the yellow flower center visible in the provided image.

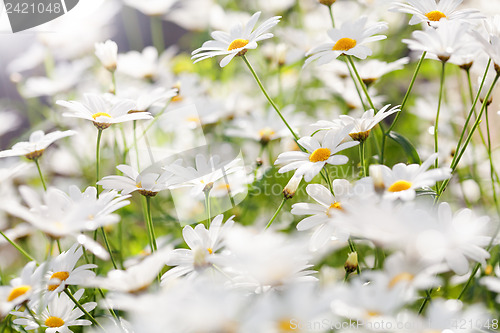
[277,319,295,332]
[367,311,380,317]
[387,180,412,192]
[258,127,276,140]
[309,148,331,162]
[332,38,357,51]
[389,272,414,288]
[7,285,31,302]
[326,202,343,217]
[425,10,446,22]
[45,316,65,328]
[485,264,493,275]
[91,112,111,120]
[136,181,142,188]
[207,247,213,254]
[48,271,70,291]
[227,39,249,51]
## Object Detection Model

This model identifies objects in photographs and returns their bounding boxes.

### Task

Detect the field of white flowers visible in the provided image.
[0,0,500,332]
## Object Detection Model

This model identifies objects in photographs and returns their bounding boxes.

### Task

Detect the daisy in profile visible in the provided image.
[94,40,118,72]
[390,0,483,26]
[314,104,400,142]
[192,11,281,67]
[46,244,97,293]
[13,289,96,333]
[369,153,451,201]
[403,21,476,62]
[99,163,180,197]
[275,125,358,182]
[305,17,388,66]
[56,94,152,130]
[0,130,75,161]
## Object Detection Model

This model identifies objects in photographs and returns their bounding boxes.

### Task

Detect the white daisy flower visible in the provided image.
[275,125,359,182]
[13,289,96,333]
[403,20,477,62]
[46,244,97,293]
[56,94,152,130]
[305,17,388,66]
[355,57,410,86]
[127,87,178,113]
[0,261,46,317]
[370,153,452,200]
[98,164,180,197]
[161,215,234,284]
[94,39,118,72]
[123,0,177,16]
[0,130,75,161]
[191,11,281,67]
[291,181,352,251]
[390,0,484,26]
[117,46,163,80]
[315,104,401,142]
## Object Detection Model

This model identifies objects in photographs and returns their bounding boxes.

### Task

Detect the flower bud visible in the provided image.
[319,0,337,6]
[344,252,358,274]
[369,164,385,195]
[283,175,302,199]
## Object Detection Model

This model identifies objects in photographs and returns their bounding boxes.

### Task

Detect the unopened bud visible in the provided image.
[369,164,385,195]
[344,252,358,274]
[203,182,214,194]
[283,175,302,199]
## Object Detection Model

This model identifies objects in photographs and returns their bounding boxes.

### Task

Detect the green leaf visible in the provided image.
[387,131,421,164]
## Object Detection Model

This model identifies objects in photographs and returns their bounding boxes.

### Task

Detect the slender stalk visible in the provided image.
[111,71,117,94]
[434,61,446,169]
[150,16,165,53]
[437,73,500,198]
[204,190,212,228]
[133,120,140,171]
[328,5,335,28]
[346,55,375,110]
[359,142,366,177]
[418,288,433,315]
[96,129,103,196]
[266,198,286,229]
[0,230,35,261]
[100,227,118,269]
[25,304,42,332]
[484,105,500,216]
[33,159,47,191]
[343,57,368,110]
[145,196,157,252]
[242,55,300,141]
[56,239,62,254]
[63,289,102,329]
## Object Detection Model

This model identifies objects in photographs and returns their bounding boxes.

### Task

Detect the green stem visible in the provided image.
[111,71,117,94]
[63,289,102,329]
[328,5,335,28]
[56,239,62,254]
[343,57,368,110]
[133,120,140,171]
[100,227,118,269]
[437,73,500,198]
[0,230,35,261]
[434,61,446,170]
[33,159,47,191]
[145,196,157,252]
[25,304,42,332]
[346,55,375,110]
[484,105,500,216]
[266,198,286,229]
[204,190,211,228]
[359,141,366,177]
[418,288,433,315]
[150,16,165,53]
[96,129,103,197]
[242,55,300,141]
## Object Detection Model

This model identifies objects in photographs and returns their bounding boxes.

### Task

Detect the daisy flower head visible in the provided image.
[305,17,388,66]
[94,39,118,72]
[275,124,359,182]
[13,289,96,333]
[390,0,484,26]
[369,153,451,201]
[0,130,75,161]
[191,11,281,67]
[56,94,151,130]
[402,20,477,62]
[46,243,97,293]
[98,163,180,197]
[339,104,401,142]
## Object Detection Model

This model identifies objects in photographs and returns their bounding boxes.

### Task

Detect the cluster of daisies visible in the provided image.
[1,0,500,332]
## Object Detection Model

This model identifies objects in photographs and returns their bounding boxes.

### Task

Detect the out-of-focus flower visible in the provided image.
[95,40,118,71]
[275,125,358,182]
[403,21,477,62]
[117,46,163,80]
[99,164,180,197]
[13,289,96,332]
[192,11,281,67]
[390,0,484,26]
[56,94,151,130]
[305,17,387,66]
[162,215,234,283]
[123,0,177,16]
[46,244,97,293]
[0,130,75,161]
